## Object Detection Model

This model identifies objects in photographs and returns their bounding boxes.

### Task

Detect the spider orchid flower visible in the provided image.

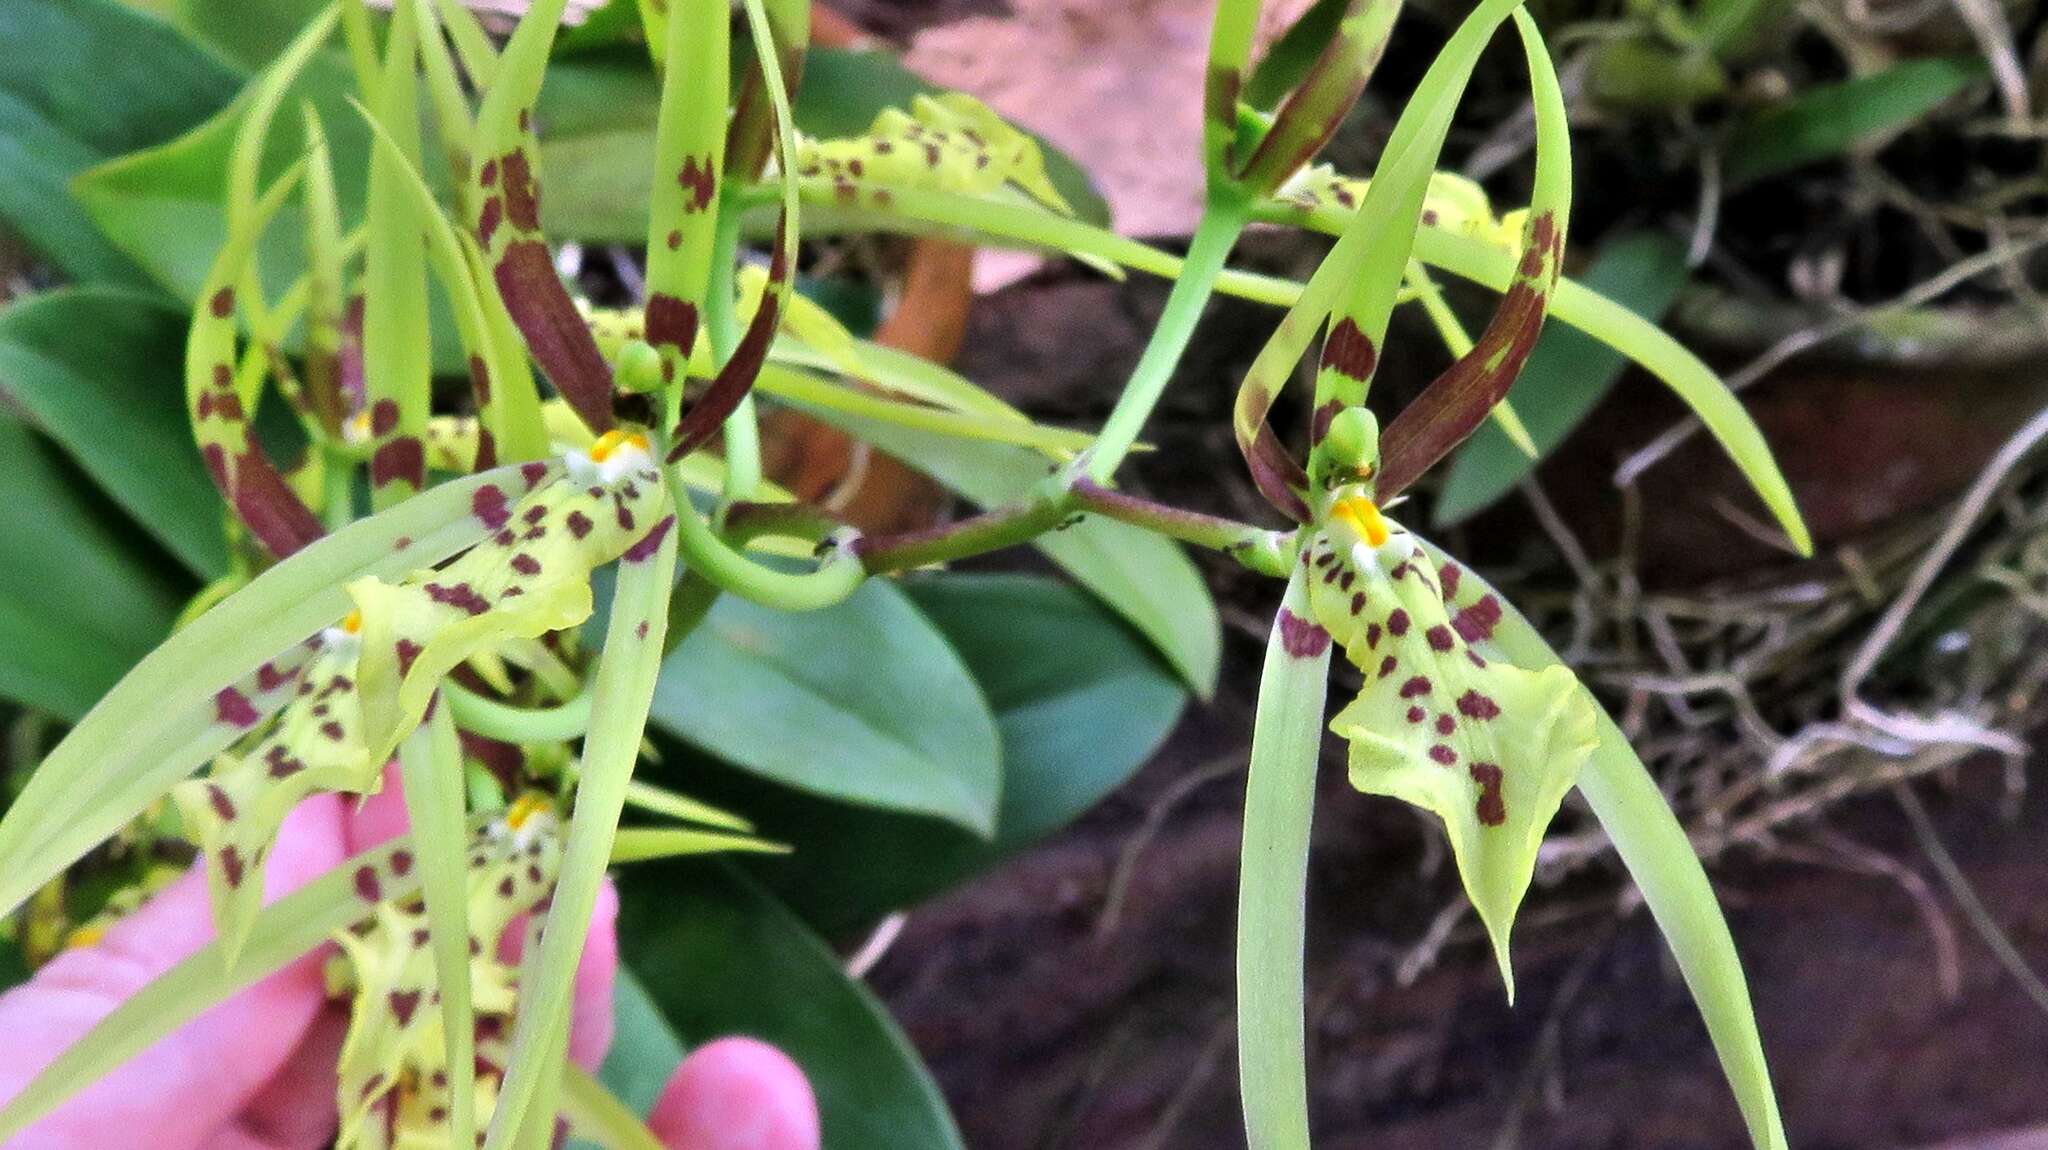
[329,794,563,1150]
[169,429,668,964]
[1298,410,1596,983]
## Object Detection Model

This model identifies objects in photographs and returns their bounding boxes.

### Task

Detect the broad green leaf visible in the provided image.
[0,829,436,1140]
[0,286,229,575]
[647,577,1003,836]
[1435,230,1689,523]
[1417,539,1786,1150]
[0,0,237,284]
[617,862,966,1150]
[487,508,676,1150]
[168,0,330,72]
[795,404,1222,696]
[1725,57,1986,188]
[0,463,555,920]
[73,48,375,310]
[1238,571,1329,1150]
[0,411,183,721]
[646,572,1188,934]
[594,968,687,1121]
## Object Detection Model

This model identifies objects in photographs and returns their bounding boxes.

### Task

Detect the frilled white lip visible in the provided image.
[564,431,655,484]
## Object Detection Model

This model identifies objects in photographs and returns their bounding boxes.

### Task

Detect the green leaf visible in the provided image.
[595,968,687,1119]
[0,0,238,284]
[0,410,183,721]
[0,463,552,921]
[794,404,1223,696]
[648,572,1187,935]
[1435,229,1690,524]
[1416,539,1786,1150]
[0,827,437,1141]
[647,577,1003,836]
[167,0,330,72]
[73,47,372,307]
[1724,56,1986,188]
[0,286,229,576]
[617,861,966,1150]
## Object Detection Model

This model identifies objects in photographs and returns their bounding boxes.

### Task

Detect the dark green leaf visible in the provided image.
[1724,56,1986,188]
[0,411,183,720]
[646,572,1187,935]
[0,0,238,284]
[617,862,965,1150]
[647,578,1003,836]
[166,0,329,72]
[1434,230,1690,524]
[0,287,228,575]
[597,967,687,1118]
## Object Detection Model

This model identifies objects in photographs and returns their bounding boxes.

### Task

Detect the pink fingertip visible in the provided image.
[649,1038,819,1150]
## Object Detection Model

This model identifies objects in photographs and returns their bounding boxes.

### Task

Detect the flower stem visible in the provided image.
[1086,199,1250,482]
[445,681,593,743]
[1069,480,1295,576]
[707,200,763,503]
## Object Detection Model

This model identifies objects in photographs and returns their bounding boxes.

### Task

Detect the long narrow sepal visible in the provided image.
[641,0,729,397]
[667,0,802,464]
[1237,566,1330,1149]
[398,700,479,1148]
[187,165,326,560]
[472,0,616,434]
[362,0,434,508]
[1235,0,1403,196]
[485,497,679,1149]
[1374,10,1570,498]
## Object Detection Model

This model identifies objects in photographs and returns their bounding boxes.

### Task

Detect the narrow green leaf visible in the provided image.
[1436,230,1689,523]
[1725,57,1986,188]
[562,1064,665,1150]
[794,405,1223,697]
[0,829,437,1140]
[1417,540,1786,1150]
[488,505,677,1150]
[617,862,967,1150]
[0,463,554,920]
[609,827,786,863]
[1237,569,1329,1150]
[0,0,237,284]
[169,0,330,71]
[399,701,478,1149]
[0,410,183,721]
[756,364,1094,456]
[593,967,687,1122]
[648,577,1003,836]
[0,286,228,575]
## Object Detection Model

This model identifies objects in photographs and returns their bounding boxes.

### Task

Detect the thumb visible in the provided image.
[0,795,349,1150]
[648,1037,820,1150]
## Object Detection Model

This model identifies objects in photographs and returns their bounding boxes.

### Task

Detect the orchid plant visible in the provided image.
[0,0,1808,1145]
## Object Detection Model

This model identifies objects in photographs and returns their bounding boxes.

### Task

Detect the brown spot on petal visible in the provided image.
[644,292,700,353]
[371,436,424,489]
[214,686,261,728]
[207,785,237,822]
[369,398,401,437]
[622,514,674,562]
[1469,763,1506,825]
[471,484,511,529]
[395,639,423,676]
[1399,675,1432,698]
[1426,624,1455,652]
[1387,609,1410,637]
[1429,744,1458,766]
[219,844,245,888]
[389,989,422,1026]
[1457,690,1501,720]
[391,850,413,877]
[209,287,235,318]
[1453,596,1503,643]
[678,154,716,212]
[500,148,540,232]
[1276,608,1331,658]
[565,510,593,539]
[1320,317,1378,381]
[354,865,382,902]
